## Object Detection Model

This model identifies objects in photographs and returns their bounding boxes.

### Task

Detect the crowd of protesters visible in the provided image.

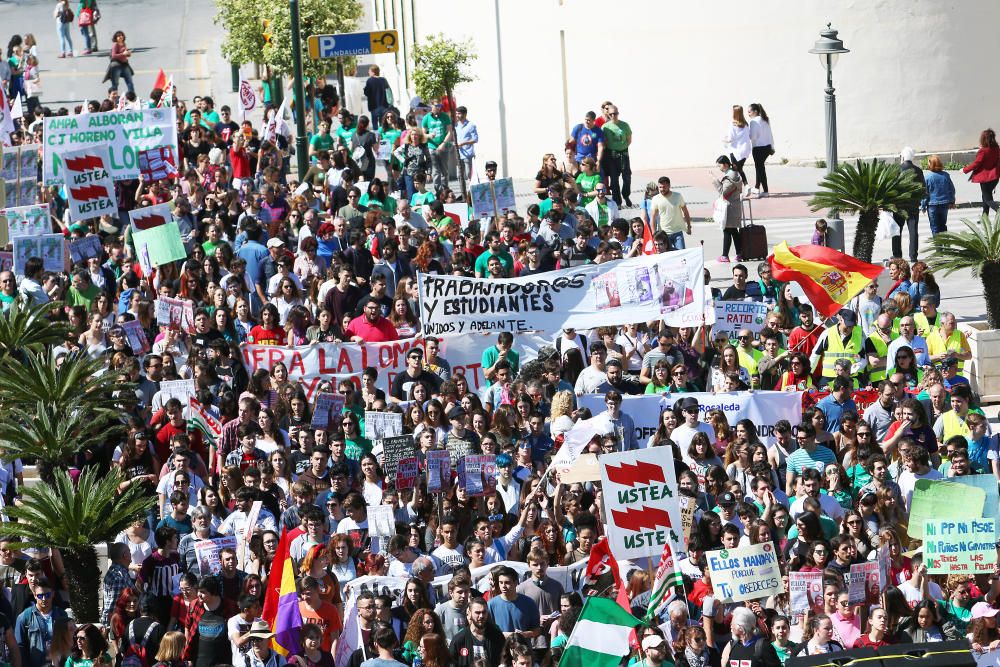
[0,27,998,667]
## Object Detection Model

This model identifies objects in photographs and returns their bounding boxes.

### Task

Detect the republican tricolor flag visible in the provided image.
[261,528,302,656]
[768,241,883,318]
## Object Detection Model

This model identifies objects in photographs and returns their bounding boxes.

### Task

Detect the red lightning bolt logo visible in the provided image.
[132,213,167,230]
[605,460,665,487]
[69,185,109,201]
[612,506,673,532]
[64,155,105,171]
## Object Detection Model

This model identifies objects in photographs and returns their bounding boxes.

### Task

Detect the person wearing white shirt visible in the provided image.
[886,316,930,372]
[788,468,845,521]
[671,396,716,452]
[219,488,278,547]
[725,106,753,192]
[896,444,943,510]
[574,341,608,396]
[747,103,774,197]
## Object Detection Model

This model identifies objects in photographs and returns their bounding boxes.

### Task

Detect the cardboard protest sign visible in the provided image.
[158,379,196,403]
[847,561,881,605]
[194,536,238,575]
[789,571,823,614]
[61,148,116,221]
[418,248,704,335]
[122,320,151,354]
[558,453,601,484]
[678,494,696,541]
[925,519,997,574]
[395,457,419,489]
[425,450,451,493]
[311,392,346,430]
[0,252,12,273]
[469,178,516,218]
[137,146,178,181]
[365,411,403,440]
[3,203,49,238]
[69,235,103,264]
[600,447,682,561]
[579,391,802,447]
[712,300,770,338]
[458,455,497,497]
[380,434,414,479]
[707,542,783,603]
[907,479,985,539]
[13,234,66,275]
[44,107,178,183]
[241,331,554,402]
[368,505,395,538]
[129,202,171,232]
[134,221,187,266]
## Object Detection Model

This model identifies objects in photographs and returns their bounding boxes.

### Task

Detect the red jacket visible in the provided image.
[963,145,1000,183]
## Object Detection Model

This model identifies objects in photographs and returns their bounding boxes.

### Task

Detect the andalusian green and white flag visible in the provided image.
[560,597,637,667]
[644,539,685,622]
[188,397,222,444]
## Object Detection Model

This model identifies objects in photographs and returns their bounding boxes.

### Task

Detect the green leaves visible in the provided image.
[0,467,154,554]
[809,159,925,263]
[809,159,924,215]
[413,34,477,102]
[925,212,1000,329]
[216,0,363,78]
[0,351,127,475]
[0,299,70,356]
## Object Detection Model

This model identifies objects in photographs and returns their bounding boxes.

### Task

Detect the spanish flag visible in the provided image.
[261,528,302,656]
[768,241,882,318]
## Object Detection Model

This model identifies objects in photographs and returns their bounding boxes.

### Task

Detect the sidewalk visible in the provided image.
[510,164,988,221]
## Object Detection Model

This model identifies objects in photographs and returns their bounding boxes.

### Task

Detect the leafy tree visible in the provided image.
[413,34,478,199]
[216,0,362,78]
[809,159,924,264]
[925,212,1000,329]
[0,468,154,623]
[0,299,69,357]
[0,351,126,482]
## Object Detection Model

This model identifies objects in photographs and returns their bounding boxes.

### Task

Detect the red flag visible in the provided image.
[768,241,883,318]
[153,69,167,91]
[585,537,632,612]
[641,219,655,255]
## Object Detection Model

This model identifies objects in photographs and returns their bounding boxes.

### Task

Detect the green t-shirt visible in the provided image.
[410,190,436,211]
[602,119,632,152]
[344,436,372,461]
[421,112,452,149]
[481,345,520,387]
[67,284,101,310]
[336,124,356,149]
[474,249,514,277]
[359,193,397,215]
[594,201,611,226]
[201,239,225,256]
[576,172,601,206]
[310,133,335,152]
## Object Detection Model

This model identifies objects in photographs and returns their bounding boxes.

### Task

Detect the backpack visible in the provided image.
[60,6,75,23]
[555,333,588,358]
[121,619,161,667]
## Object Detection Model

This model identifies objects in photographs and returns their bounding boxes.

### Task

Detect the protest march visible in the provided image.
[1,9,1000,667]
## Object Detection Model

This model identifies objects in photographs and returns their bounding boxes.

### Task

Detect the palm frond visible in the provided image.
[925,211,1000,329]
[809,159,924,215]
[0,468,154,553]
[0,351,124,416]
[0,404,121,468]
[0,300,70,354]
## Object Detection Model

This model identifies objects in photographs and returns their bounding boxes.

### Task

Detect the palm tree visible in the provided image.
[0,467,154,622]
[809,159,924,264]
[0,299,70,356]
[0,351,126,483]
[925,212,1000,329]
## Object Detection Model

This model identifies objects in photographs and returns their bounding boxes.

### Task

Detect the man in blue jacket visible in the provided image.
[16,577,68,667]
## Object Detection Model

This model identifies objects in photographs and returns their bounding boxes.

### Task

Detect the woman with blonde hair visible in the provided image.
[724,105,752,190]
[550,390,575,440]
[534,153,563,198]
[152,630,186,667]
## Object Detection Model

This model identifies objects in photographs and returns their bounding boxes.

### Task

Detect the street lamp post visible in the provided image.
[289,0,310,178]
[809,24,849,252]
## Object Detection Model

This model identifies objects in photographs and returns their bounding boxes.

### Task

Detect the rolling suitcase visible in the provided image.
[740,197,768,260]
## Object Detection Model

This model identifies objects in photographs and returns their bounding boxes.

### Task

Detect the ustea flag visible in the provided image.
[768,241,882,318]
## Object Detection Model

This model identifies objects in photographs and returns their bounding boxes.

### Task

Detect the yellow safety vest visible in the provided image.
[821,326,864,378]
[737,347,763,377]
[867,332,890,383]
[941,410,971,441]
[927,328,967,372]
[914,311,941,338]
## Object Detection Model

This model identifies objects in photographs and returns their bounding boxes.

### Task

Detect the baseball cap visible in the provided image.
[718,491,737,507]
[676,396,700,412]
[447,406,466,421]
[972,602,1000,619]
[641,635,666,651]
[266,238,285,249]
[838,309,858,326]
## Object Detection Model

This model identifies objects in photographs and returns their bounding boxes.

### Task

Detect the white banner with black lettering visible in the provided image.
[579,391,802,447]
[418,248,705,335]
